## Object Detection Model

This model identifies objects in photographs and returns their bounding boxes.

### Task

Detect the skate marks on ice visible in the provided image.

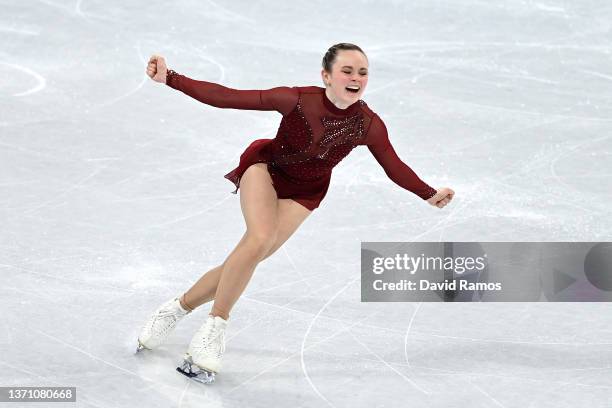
[0,360,109,408]
[30,327,204,406]
[298,277,429,406]
[0,61,46,97]
[34,0,120,23]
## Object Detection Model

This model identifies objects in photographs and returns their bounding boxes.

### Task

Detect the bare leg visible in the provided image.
[181,197,311,311]
[179,264,223,311]
[180,234,251,311]
[209,163,278,320]
[182,163,311,319]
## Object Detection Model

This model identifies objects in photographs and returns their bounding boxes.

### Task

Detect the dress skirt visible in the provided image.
[224,138,332,211]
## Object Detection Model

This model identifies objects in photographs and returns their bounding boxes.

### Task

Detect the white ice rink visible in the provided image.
[2,0,612,407]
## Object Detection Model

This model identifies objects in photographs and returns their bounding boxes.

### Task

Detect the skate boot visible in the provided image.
[176,315,227,384]
[136,296,191,353]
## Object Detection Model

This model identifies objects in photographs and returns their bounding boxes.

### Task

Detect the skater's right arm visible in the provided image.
[146,55,298,115]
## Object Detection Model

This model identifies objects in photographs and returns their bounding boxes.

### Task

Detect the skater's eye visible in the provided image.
[342,69,368,76]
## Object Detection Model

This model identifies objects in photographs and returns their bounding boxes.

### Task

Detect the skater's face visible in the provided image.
[321,50,369,108]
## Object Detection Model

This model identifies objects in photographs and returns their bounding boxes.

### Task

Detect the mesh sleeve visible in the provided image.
[165,69,298,115]
[365,114,437,200]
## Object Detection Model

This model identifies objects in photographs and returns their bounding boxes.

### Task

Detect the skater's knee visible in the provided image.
[244,229,277,259]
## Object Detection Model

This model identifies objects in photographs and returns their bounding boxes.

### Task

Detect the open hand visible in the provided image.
[427,187,455,208]
[146,54,168,83]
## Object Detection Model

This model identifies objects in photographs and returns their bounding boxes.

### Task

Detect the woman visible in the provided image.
[136,43,454,384]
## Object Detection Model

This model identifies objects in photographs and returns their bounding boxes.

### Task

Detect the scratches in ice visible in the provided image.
[35,0,118,23]
[21,166,106,216]
[228,278,361,397]
[348,325,430,394]
[33,329,170,388]
[202,0,256,24]
[548,135,612,197]
[466,378,508,408]
[92,41,149,109]
[403,301,423,369]
[0,360,108,408]
[136,194,232,231]
[578,69,612,83]
[0,25,39,36]
[190,45,227,84]
[534,3,566,14]
[0,62,46,97]
[228,274,350,342]
[301,278,361,406]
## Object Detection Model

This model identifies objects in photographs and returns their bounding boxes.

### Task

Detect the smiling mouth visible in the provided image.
[345,87,360,93]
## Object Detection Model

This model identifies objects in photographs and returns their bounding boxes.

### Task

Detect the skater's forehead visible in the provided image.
[335,52,368,69]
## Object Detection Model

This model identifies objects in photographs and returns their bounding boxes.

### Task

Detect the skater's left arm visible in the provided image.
[365,115,454,208]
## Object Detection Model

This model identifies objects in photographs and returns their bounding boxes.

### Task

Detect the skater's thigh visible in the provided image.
[239,163,279,239]
[261,199,311,260]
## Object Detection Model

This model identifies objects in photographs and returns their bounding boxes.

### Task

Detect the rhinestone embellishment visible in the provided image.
[317,113,365,159]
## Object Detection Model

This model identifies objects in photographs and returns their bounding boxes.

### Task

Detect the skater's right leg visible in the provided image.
[208,162,280,320]
[179,163,281,380]
[180,198,311,310]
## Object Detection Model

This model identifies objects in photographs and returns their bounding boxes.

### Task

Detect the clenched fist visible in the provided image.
[427,187,455,209]
[146,54,168,83]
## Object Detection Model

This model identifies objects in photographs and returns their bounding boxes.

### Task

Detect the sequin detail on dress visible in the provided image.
[317,113,365,160]
[265,98,367,183]
[274,100,364,166]
[269,97,314,167]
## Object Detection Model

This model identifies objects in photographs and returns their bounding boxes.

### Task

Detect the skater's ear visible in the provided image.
[321,69,331,86]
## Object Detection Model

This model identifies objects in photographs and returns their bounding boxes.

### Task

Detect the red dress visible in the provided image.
[166,69,437,211]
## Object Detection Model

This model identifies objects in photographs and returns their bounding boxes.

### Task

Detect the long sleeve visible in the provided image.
[165,69,298,116]
[365,114,437,200]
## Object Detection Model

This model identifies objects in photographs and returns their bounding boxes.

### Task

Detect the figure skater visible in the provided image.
[136,43,455,384]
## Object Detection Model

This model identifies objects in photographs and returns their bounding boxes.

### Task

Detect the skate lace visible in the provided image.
[146,308,182,338]
[216,329,226,357]
[197,325,226,358]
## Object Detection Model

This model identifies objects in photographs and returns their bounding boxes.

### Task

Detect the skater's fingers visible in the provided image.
[438,197,450,207]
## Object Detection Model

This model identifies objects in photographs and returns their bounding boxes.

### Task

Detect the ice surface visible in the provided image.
[1,0,612,407]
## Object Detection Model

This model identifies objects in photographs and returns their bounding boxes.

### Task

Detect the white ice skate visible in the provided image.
[136,297,191,353]
[176,315,227,384]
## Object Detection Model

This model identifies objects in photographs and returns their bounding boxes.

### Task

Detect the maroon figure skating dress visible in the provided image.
[165,69,437,211]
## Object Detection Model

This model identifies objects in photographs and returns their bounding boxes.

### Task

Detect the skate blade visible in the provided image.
[135,341,149,354]
[176,358,216,384]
